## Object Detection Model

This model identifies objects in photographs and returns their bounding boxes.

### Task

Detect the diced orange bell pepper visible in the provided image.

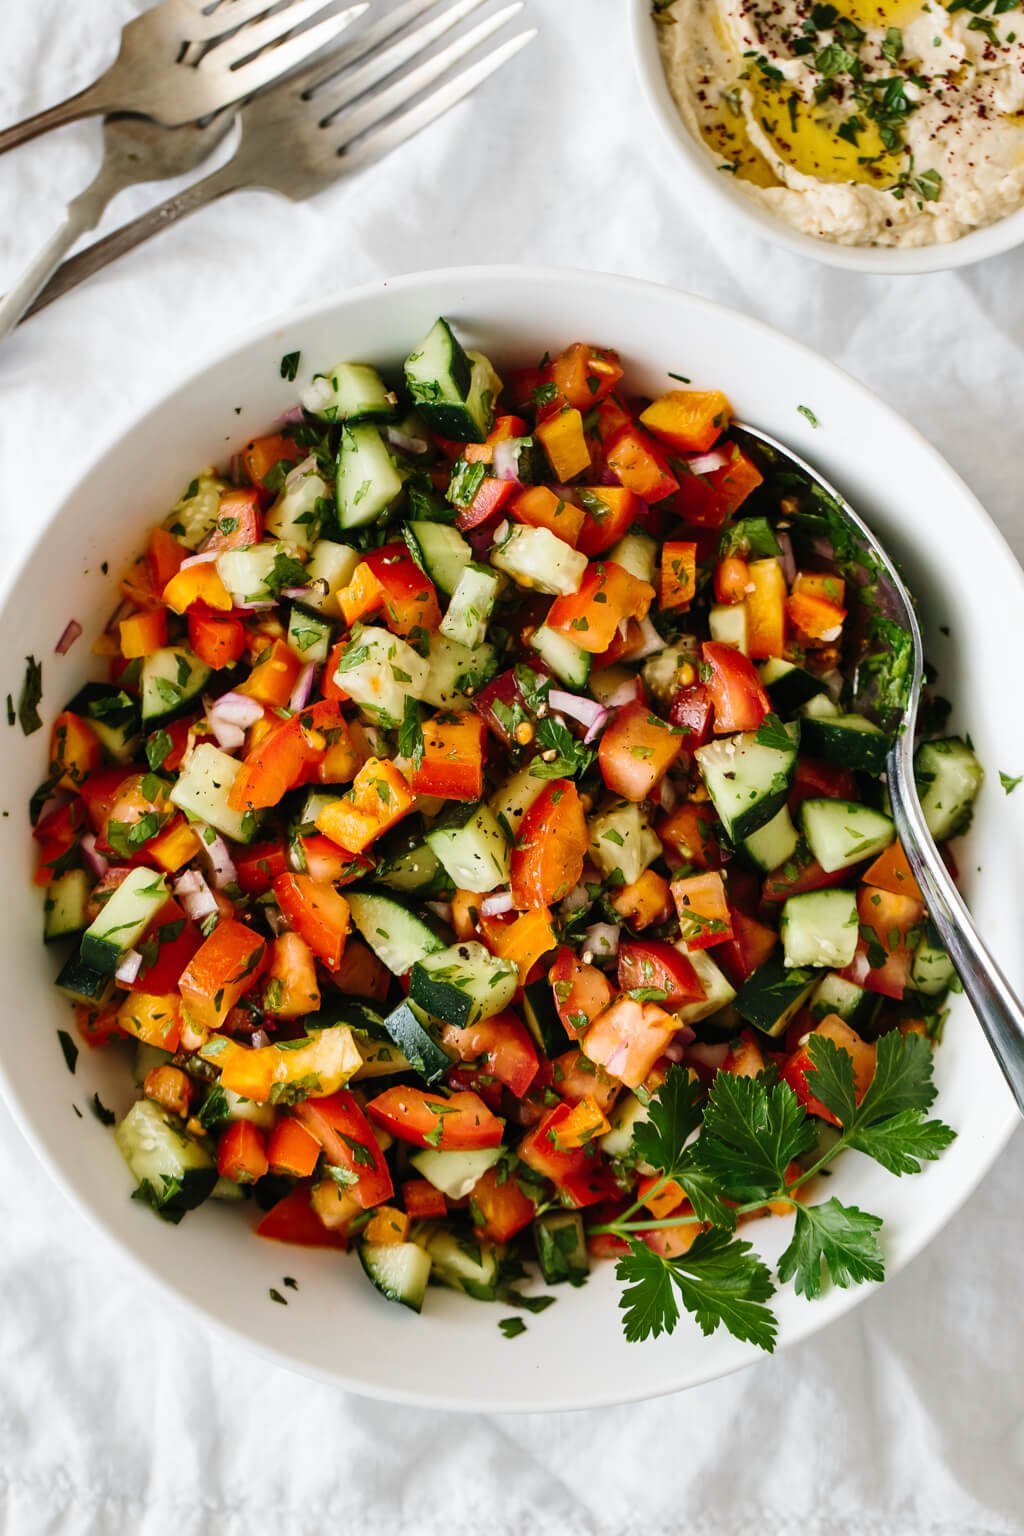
[549,1094,611,1149]
[402,1178,447,1220]
[315,757,414,855]
[450,889,482,941]
[237,637,304,707]
[536,407,591,481]
[409,711,485,801]
[228,699,347,812]
[263,932,321,1017]
[49,711,102,791]
[639,388,731,453]
[549,343,624,409]
[786,591,847,643]
[188,612,247,670]
[608,869,673,928]
[162,562,233,615]
[146,816,202,873]
[273,872,351,969]
[217,1121,269,1185]
[178,919,267,1033]
[487,908,557,981]
[470,1164,537,1243]
[510,780,588,910]
[793,571,846,606]
[746,557,787,659]
[862,839,924,903]
[338,561,384,627]
[671,870,734,950]
[715,555,750,604]
[545,561,655,654]
[660,541,697,612]
[148,527,186,590]
[242,433,303,491]
[267,1116,323,1178]
[574,485,640,557]
[120,555,162,612]
[364,1206,412,1245]
[316,717,362,785]
[606,423,679,503]
[117,992,182,1052]
[637,1172,688,1219]
[119,608,168,659]
[509,484,585,545]
[74,1001,122,1049]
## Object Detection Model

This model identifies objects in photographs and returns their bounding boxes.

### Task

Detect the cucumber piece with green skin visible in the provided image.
[914,737,983,841]
[800,711,891,774]
[758,658,828,715]
[55,953,116,1007]
[490,524,588,596]
[800,798,894,874]
[420,632,497,711]
[265,464,329,552]
[359,1241,432,1312]
[410,941,517,1028]
[44,869,92,940]
[114,1099,217,1221]
[910,934,957,996]
[336,626,430,727]
[410,1146,503,1199]
[534,1210,590,1285]
[490,765,547,843]
[708,603,749,655]
[380,1000,454,1084]
[742,804,799,873]
[346,889,445,976]
[801,693,840,721]
[139,646,211,726]
[404,318,476,437]
[167,472,227,550]
[809,972,877,1029]
[352,1035,413,1079]
[588,802,662,886]
[403,520,473,596]
[422,1226,501,1300]
[735,956,817,1037]
[600,1091,655,1162]
[675,946,737,1025]
[521,979,570,1058]
[529,624,591,689]
[336,424,406,529]
[79,867,168,974]
[425,802,510,893]
[302,362,396,424]
[373,831,448,896]
[286,605,332,664]
[67,682,140,763]
[695,721,800,842]
[169,742,256,843]
[215,541,293,606]
[780,889,859,970]
[439,564,499,649]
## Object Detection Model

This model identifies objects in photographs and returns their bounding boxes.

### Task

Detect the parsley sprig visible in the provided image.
[590,1032,954,1349]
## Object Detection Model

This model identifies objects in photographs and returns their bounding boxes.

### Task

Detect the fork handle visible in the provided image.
[24,163,244,321]
[889,747,1024,1114]
[0,79,114,155]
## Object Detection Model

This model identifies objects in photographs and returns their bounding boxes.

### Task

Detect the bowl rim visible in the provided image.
[1,263,1020,1410]
[628,0,1024,276]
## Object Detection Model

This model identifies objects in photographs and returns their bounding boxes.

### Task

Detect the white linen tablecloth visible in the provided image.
[1,2,1022,1532]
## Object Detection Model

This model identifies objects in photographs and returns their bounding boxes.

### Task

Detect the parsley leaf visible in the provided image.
[18,655,43,736]
[805,1031,954,1175]
[263,552,309,600]
[695,1072,816,1202]
[498,1316,527,1338]
[529,715,595,780]
[632,1063,703,1175]
[616,1231,777,1350]
[847,1108,956,1176]
[398,696,425,770]
[754,713,793,753]
[777,1198,884,1299]
[999,771,1022,795]
[279,351,301,382]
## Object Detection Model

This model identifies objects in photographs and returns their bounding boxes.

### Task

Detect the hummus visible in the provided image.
[655,0,1024,246]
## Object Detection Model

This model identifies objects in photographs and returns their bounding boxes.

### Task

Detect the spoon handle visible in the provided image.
[889,745,1024,1114]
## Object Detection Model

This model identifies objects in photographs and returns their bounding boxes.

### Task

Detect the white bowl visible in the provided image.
[1,266,1021,1411]
[629,0,1024,275]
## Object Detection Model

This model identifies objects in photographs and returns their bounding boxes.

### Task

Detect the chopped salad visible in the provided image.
[32,321,980,1348]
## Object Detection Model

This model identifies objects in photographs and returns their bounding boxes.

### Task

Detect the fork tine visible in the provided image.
[214,2,369,88]
[337,29,534,172]
[202,0,347,69]
[311,0,492,119]
[330,4,523,144]
[180,0,297,42]
[302,0,443,95]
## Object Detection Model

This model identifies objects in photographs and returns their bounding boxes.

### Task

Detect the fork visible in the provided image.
[0,0,365,154]
[22,0,535,322]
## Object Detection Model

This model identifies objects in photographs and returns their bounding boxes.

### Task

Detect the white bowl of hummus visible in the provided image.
[631,0,1024,270]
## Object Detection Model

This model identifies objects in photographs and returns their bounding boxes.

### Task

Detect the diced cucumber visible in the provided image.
[491,524,587,596]
[302,361,396,424]
[588,802,662,886]
[809,972,875,1028]
[758,658,828,715]
[464,350,502,442]
[800,798,894,873]
[409,941,517,1028]
[410,1145,503,1199]
[44,869,92,940]
[490,764,547,842]
[423,1226,501,1300]
[676,946,737,1025]
[529,624,591,688]
[114,1099,217,1220]
[215,541,291,605]
[914,737,983,841]
[381,1000,453,1083]
[198,1084,276,1130]
[708,602,749,654]
[287,605,332,663]
[608,531,657,584]
[167,471,227,550]
[55,953,115,1007]
[802,692,841,721]
[404,520,472,596]
[140,646,211,725]
[80,867,168,974]
[642,643,699,707]
[800,710,891,774]
[781,889,859,970]
[521,979,570,1057]
[911,934,956,996]
[67,682,141,764]
[346,889,445,975]
[404,318,476,438]
[359,1241,432,1312]
[132,1042,174,1086]
[211,1176,246,1202]
[336,425,405,529]
[302,539,360,619]
[352,1035,412,1079]
[599,1091,654,1161]
[337,626,429,727]
[695,722,799,842]
[439,564,499,649]
[742,804,799,872]
[421,632,496,710]
[265,463,329,552]
[170,742,256,843]
[534,1210,590,1285]
[425,802,510,893]
[374,831,447,894]
[735,956,816,1036]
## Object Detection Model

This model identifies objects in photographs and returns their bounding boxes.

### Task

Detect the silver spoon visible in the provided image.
[734,421,1024,1116]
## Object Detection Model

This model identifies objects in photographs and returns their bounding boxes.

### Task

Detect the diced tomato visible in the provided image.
[574,486,640,556]
[188,612,247,670]
[598,700,683,802]
[74,1002,122,1049]
[657,799,720,869]
[781,1014,876,1124]
[549,945,613,1037]
[402,1178,447,1220]
[325,935,390,1003]
[675,443,763,528]
[235,838,289,896]
[722,1028,767,1079]
[702,642,771,733]
[715,908,778,987]
[605,423,679,503]
[147,526,185,590]
[581,996,680,1089]
[49,711,102,793]
[518,1102,598,1190]
[617,939,706,1008]
[469,1164,536,1243]
[267,1116,322,1178]
[510,780,588,909]
[715,555,750,605]
[454,474,517,532]
[229,700,353,813]
[788,756,858,812]
[273,872,350,970]
[202,488,263,551]
[441,1010,540,1098]
[366,1086,504,1151]
[667,682,714,748]
[294,1090,394,1209]
[671,871,734,950]
[255,1186,350,1249]
[409,711,485,800]
[545,562,655,654]
[146,717,193,775]
[550,1050,621,1114]
[608,869,674,928]
[217,1121,269,1186]
[550,342,624,409]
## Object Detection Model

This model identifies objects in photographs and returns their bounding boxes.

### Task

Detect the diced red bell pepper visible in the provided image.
[366,1086,505,1151]
[574,486,641,556]
[273,872,350,970]
[293,1091,394,1209]
[127,897,201,994]
[217,1120,269,1185]
[178,919,267,1032]
[267,1116,322,1178]
[255,1187,350,1249]
[780,1014,876,1124]
[454,475,517,532]
[675,443,763,528]
[235,838,290,896]
[360,542,442,635]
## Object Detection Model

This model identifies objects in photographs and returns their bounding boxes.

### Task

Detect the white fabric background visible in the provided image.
[1,1,1023,1532]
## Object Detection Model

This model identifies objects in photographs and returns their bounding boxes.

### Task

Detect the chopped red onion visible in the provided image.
[492,438,528,482]
[652,773,679,814]
[686,449,730,475]
[115,949,143,984]
[425,900,454,925]
[282,578,329,603]
[385,423,429,456]
[284,454,318,493]
[80,832,109,879]
[300,377,335,416]
[467,523,497,554]
[559,884,590,916]
[205,691,262,752]
[173,869,219,921]
[55,619,83,655]
[582,922,620,962]
[288,662,315,713]
[180,548,221,569]
[548,690,609,744]
[196,829,238,890]
[777,530,797,587]
[687,1041,729,1072]
[480,890,516,917]
[251,1028,272,1050]
[234,598,277,611]
[277,404,306,426]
